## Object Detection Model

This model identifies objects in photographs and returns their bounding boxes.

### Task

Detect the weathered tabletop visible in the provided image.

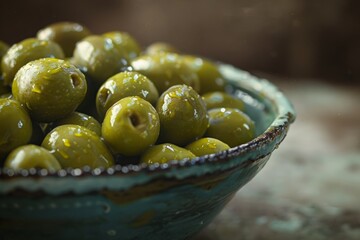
[194,80,360,240]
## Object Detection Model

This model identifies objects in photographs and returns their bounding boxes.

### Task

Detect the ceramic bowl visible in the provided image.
[0,63,295,240]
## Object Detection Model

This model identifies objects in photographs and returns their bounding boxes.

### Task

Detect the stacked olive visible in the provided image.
[0,22,256,172]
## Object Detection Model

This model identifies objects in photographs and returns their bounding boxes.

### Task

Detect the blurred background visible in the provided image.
[0,0,359,85]
[1,1,359,239]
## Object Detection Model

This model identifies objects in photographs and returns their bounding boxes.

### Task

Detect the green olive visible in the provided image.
[12,58,87,122]
[202,91,245,111]
[1,38,64,86]
[145,42,179,55]
[72,35,130,84]
[96,71,159,119]
[183,56,226,94]
[42,124,115,169]
[205,108,255,147]
[131,52,200,94]
[102,96,160,157]
[185,137,230,156]
[0,99,32,159]
[140,143,196,164]
[37,22,91,57]
[4,144,61,171]
[156,84,209,146]
[53,112,102,136]
[103,31,141,61]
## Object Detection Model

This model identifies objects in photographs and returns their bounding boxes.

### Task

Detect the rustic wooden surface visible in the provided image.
[193,79,360,240]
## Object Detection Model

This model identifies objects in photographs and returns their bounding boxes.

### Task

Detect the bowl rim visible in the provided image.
[0,63,295,178]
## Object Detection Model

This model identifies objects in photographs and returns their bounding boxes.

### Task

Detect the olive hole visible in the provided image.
[129,113,140,127]
[99,89,111,105]
[71,74,82,88]
[129,113,147,131]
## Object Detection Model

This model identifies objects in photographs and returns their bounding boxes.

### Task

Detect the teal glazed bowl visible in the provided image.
[0,64,295,240]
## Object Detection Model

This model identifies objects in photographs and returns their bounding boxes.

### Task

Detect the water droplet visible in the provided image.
[31,84,42,94]
[208,142,217,149]
[62,138,71,147]
[58,150,69,159]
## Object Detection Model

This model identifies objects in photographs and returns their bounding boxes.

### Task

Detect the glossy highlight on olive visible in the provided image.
[0,98,32,160]
[102,96,160,157]
[205,107,255,147]
[41,124,115,169]
[72,35,130,83]
[156,84,209,146]
[12,58,87,122]
[140,143,196,164]
[131,52,200,94]
[4,144,61,171]
[96,71,159,119]
[37,22,91,57]
[1,38,65,86]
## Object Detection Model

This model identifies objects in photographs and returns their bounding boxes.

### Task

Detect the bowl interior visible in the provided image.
[0,64,295,240]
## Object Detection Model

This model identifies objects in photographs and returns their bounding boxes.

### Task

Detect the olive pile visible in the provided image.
[0,22,255,172]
